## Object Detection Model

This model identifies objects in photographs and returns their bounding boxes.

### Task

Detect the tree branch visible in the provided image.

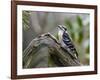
[23,33,81,68]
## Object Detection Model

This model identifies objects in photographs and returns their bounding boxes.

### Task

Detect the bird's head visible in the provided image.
[57,25,67,32]
[57,25,68,41]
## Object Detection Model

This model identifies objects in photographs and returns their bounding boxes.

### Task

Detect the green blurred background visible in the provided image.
[23,11,90,66]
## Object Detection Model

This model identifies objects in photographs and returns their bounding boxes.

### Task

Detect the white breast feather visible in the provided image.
[58,30,63,42]
[58,30,66,47]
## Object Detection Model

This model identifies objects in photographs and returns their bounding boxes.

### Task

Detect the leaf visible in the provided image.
[22,11,30,31]
[78,30,83,43]
[77,16,83,27]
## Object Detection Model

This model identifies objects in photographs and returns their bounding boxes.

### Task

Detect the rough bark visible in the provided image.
[23,33,81,68]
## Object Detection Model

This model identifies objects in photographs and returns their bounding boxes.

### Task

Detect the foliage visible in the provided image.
[22,11,30,31]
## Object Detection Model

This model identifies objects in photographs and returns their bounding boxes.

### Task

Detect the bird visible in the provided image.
[57,25,78,59]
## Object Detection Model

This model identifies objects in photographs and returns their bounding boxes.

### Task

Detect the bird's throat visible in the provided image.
[58,30,63,42]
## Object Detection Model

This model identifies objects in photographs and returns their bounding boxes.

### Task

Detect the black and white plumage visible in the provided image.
[58,25,78,59]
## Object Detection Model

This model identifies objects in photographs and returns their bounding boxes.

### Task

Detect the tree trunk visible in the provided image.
[23,33,81,68]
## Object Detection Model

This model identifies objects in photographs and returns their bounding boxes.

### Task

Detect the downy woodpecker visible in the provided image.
[58,25,78,59]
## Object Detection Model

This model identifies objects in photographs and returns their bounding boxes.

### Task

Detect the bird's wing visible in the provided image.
[62,32,78,58]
